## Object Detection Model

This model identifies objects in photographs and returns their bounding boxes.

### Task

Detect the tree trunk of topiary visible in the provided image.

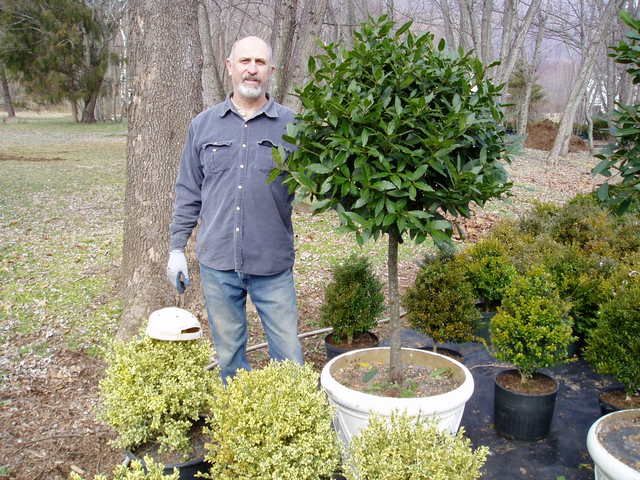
[388,232,403,383]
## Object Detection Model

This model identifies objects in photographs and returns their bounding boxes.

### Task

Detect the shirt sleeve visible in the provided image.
[169,123,203,250]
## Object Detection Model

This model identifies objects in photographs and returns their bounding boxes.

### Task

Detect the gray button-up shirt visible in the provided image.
[169,95,295,275]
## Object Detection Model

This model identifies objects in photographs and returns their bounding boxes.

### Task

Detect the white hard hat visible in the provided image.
[146,307,203,341]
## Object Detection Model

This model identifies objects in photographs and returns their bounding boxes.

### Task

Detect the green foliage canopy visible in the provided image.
[0,0,114,119]
[593,11,640,214]
[272,16,511,246]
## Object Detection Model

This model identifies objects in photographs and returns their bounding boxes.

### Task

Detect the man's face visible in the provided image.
[226,37,275,101]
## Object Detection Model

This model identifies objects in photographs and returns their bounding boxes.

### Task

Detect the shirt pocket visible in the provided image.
[255,138,286,172]
[201,140,233,174]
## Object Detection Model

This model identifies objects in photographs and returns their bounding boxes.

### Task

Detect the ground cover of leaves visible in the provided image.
[0,114,601,479]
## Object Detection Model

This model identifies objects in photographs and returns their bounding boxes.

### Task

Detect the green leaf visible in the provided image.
[266,167,282,184]
[307,163,333,174]
[395,20,413,37]
[373,180,397,191]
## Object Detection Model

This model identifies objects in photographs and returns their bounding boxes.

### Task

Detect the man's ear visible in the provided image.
[225,58,232,76]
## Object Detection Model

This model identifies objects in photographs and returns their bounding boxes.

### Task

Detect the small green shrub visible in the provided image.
[585,276,640,396]
[403,257,480,344]
[462,238,517,306]
[540,245,612,340]
[490,266,574,382]
[69,457,178,480]
[320,254,385,344]
[518,201,561,237]
[203,361,341,480]
[99,336,219,457]
[346,413,489,480]
[549,195,616,253]
[484,219,534,261]
[610,213,640,258]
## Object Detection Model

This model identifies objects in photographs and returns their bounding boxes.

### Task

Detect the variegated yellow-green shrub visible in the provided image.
[346,414,489,480]
[69,456,178,480]
[99,336,220,457]
[202,361,341,480]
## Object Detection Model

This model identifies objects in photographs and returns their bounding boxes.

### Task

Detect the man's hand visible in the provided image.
[167,250,190,293]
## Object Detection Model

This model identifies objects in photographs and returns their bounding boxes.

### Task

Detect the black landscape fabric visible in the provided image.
[381,328,615,480]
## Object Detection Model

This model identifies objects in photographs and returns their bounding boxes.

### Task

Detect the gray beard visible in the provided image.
[238,83,263,99]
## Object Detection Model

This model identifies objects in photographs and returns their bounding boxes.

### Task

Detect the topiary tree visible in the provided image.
[320,254,385,345]
[490,266,574,383]
[271,16,510,383]
[593,11,640,214]
[69,456,179,480]
[402,257,480,348]
[584,276,640,397]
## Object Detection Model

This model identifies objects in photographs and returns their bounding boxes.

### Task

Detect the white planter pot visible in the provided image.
[587,409,640,480]
[320,347,474,447]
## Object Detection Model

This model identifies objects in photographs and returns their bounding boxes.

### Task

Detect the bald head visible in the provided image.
[228,36,273,63]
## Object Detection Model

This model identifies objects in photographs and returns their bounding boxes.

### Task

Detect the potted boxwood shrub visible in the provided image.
[69,456,179,480]
[586,409,640,480]
[202,361,341,480]
[271,15,509,445]
[99,335,220,479]
[345,413,489,480]
[402,255,480,358]
[490,266,574,441]
[320,254,385,360]
[584,272,640,414]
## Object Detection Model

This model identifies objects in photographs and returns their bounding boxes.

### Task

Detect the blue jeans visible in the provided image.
[199,265,303,381]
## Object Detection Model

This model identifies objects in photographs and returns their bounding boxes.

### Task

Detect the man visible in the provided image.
[166,36,303,380]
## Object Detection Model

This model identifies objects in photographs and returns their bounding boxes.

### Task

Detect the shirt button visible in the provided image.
[240,164,244,168]
[213,148,217,152]
[238,185,242,189]
[244,124,248,128]
[236,206,240,211]
[242,143,246,148]
[235,227,240,232]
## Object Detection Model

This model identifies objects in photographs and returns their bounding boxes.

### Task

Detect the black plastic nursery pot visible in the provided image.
[494,369,559,441]
[126,450,211,480]
[324,332,379,361]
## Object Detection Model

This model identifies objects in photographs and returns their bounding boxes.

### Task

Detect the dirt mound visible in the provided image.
[525,119,588,153]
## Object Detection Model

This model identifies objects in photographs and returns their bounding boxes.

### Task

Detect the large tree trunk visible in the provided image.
[1,65,15,118]
[547,0,624,164]
[198,1,225,107]
[81,90,100,123]
[119,0,203,339]
[480,0,494,63]
[517,13,545,137]
[440,0,458,50]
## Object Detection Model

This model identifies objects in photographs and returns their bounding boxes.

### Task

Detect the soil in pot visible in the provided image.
[599,386,640,415]
[331,356,463,398]
[497,370,557,395]
[325,332,379,360]
[597,409,640,470]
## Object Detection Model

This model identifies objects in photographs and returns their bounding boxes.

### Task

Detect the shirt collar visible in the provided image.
[220,93,278,119]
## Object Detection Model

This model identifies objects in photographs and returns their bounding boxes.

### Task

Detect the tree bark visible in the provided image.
[496,0,543,88]
[198,1,225,106]
[271,0,298,103]
[81,90,100,123]
[517,13,545,137]
[480,0,494,63]
[547,0,624,164]
[1,65,15,118]
[282,0,329,107]
[388,232,403,384]
[119,0,203,339]
[440,0,458,50]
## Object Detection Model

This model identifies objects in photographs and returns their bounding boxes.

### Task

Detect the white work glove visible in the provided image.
[167,249,190,294]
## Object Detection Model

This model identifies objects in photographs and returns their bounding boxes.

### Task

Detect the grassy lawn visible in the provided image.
[0,115,440,364]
